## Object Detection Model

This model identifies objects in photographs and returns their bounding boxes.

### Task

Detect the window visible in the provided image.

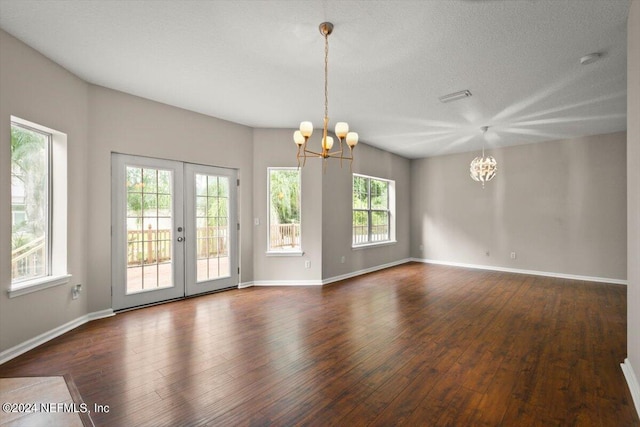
[268,168,301,253]
[9,117,68,296]
[11,123,50,282]
[352,174,395,247]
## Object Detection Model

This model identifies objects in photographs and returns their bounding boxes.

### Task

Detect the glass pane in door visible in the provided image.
[126,166,173,294]
[195,174,230,282]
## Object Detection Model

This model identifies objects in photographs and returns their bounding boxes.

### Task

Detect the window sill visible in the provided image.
[266,251,305,257]
[352,240,397,250]
[8,274,72,299]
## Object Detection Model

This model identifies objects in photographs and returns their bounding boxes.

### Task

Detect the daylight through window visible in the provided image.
[268,168,301,253]
[11,123,51,283]
[353,174,394,246]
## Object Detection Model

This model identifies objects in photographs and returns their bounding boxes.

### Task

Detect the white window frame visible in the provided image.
[266,167,303,256]
[352,173,396,249]
[8,116,70,298]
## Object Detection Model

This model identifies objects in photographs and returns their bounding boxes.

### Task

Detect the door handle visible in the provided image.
[177,237,184,242]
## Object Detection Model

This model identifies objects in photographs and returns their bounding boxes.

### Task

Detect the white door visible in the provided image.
[184,163,238,295]
[112,154,238,311]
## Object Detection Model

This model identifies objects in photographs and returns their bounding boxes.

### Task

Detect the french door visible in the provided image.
[112,154,238,311]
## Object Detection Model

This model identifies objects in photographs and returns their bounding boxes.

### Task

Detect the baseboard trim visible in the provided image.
[411,258,628,285]
[621,358,640,418]
[241,258,412,288]
[252,280,324,287]
[322,258,412,285]
[0,309,114,365]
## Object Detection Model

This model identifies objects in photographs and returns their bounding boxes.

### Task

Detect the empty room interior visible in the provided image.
[0,0,639,425]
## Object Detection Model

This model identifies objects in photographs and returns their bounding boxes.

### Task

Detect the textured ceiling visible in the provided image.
[0,0,630,158]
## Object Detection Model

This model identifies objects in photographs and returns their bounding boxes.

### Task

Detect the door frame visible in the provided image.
[111,153,239,311]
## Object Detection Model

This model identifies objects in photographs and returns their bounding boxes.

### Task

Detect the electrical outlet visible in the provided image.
[254,218,260,226]
[511,252,517,259]
[72,284,82,300]
[304,260,311,269]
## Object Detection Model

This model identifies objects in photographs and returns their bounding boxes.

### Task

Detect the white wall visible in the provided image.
[627,0,640,390]
[410,132,627,281]
[0,30,90,351]
[87,86,254,311]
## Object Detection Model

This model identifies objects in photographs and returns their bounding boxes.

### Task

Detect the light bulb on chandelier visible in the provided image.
[470,126,497,188]
[293,22,358,170]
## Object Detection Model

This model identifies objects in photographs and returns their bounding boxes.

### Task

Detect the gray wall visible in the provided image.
[252,128,322,283]
[0,8,635,375]
[0,30,90,351]
[322,142,411,280]
[627,0,640,384]
[0,29,255,353]
[410,132,627,281]
[87,86,254,311]
[1,26,412,354]
[252,129,411,282]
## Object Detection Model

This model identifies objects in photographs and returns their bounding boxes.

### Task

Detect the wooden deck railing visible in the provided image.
[127,225,172,265]
[270,223,300,249]
[353,224,389,245]
[127,225,229,265]
[128,223,301,261]
[195,226,228,258]
[11,236,45,279]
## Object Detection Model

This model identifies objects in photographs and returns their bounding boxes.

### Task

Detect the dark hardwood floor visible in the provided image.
[0,262,637,426]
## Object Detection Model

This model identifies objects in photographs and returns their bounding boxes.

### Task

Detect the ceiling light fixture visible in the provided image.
[470,126,497,188]
[293,22,358,170]
[438,89,472,103]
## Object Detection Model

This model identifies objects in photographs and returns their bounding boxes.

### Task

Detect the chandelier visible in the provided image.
[293,22,358,168]
[470,126,497,187]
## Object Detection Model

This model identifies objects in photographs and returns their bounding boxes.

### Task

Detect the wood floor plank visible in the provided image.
[0,262,637,426]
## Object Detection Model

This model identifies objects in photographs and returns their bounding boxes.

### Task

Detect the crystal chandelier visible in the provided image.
[293,22,358,169]
[470,126,497,187]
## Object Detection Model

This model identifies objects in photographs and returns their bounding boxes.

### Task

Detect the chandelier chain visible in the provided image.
[324,32,329,120]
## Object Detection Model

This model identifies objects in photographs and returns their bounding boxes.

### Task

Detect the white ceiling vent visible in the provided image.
[438,90,472,103]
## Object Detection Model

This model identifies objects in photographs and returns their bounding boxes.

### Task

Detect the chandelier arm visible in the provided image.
[302,140,308,167]
[325,154,354,161]
[302,141,308,166]
[325,149,352,158]
[303,148,325,157]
